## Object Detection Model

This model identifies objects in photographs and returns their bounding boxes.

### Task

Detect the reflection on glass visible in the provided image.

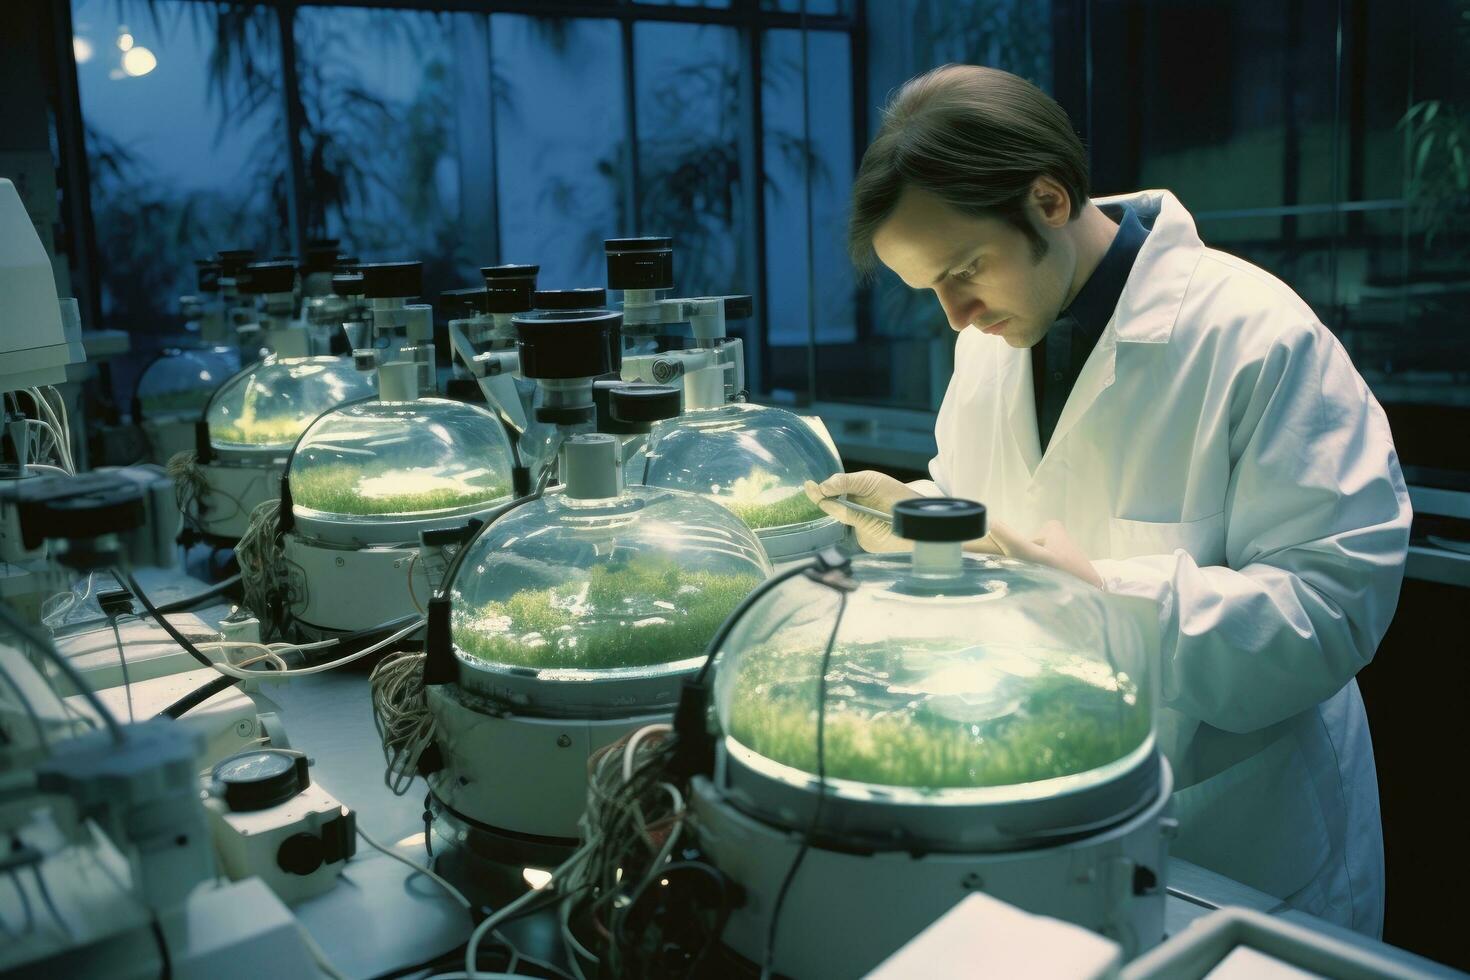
[492,15,626,288]
[73,0,288,327]
[293,8,481,303]
[634,22,745,298]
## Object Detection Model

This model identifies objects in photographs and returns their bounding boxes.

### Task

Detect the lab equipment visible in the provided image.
[132,346,237,463]
[278,363,518,638]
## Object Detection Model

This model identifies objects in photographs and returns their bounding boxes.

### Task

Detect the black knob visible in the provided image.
[514,310,620,380]
[359,261,423,299]
[892,498,987,543]
[606,237,674,291]
[277,833,325,876]
[238,260,297,295]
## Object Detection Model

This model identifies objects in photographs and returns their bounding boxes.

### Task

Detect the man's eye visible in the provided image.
[950,261,979,281]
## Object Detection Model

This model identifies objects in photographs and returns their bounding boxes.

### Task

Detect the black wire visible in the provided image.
[693,559,825,684]
[616,860,733,979]
[761,587,846,980]
[115,567,218,673]
[107,614,135,724]
[153,573,242,614]
[158,673,239,720]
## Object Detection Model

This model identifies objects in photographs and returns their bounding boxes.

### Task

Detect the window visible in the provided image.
[72,0,288,330]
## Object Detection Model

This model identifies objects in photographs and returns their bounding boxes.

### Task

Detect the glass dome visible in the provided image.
[289,397,516,530]
[205,355,375,452]
[711,524,1159,849]
[135,347,239,421]
[641,402,841,536]
[451,485,771,711]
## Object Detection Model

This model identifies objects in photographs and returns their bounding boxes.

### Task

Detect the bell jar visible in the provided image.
[134,348,238,421]
[641,402,843,558]
[451,434,772,713]
[288,397,516,541]
[205,355,375,453]
[711,497,1160,851]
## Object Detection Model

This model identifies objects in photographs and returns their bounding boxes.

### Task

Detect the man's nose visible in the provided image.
[936,283,986,331]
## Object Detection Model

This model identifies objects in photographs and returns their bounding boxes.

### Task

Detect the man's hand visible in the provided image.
[804,471,921,553]
[980,518,1103,589]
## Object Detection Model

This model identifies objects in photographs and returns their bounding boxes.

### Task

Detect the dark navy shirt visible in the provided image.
[1031,203,1149,452]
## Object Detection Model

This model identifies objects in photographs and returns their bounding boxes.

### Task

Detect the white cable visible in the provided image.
[21,463,69,477]
[27,389,73,473]
[202,620,421,679]
[355,826,471,911]
[295,922,349,980]
[622,723,671,782]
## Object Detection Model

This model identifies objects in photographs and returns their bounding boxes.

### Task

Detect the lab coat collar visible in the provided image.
[1091,189,1205,346]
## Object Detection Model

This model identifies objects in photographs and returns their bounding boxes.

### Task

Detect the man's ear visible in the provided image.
[1030,175,1073,228]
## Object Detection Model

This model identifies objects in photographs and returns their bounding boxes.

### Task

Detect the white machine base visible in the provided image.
[195,459,282,542]
[284,534,431,637]
[426,683,666,841]
[691,757,1175,978]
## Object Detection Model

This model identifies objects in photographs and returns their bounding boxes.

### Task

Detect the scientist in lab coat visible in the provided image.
[809,65,1411,937]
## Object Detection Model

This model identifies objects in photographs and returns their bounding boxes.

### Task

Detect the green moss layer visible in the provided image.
[211,416,308,446]
[455,558,763,671]
[291,462,508,516]
[726,641,1149,790]
[722,490,827,530]
[138,388,211,417]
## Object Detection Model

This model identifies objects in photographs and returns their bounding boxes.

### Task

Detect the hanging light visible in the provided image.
[73,36,94,63]
[122,45,157,77]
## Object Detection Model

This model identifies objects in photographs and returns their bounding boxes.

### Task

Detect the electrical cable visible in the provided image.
[760,587,847,980]
[693,558,828,684]
[114,567,218,674]
[158,673,238,720]
[0,658,50,753]
[355,826,471,913]
[107,614,135,723]
[0,596,124,744]
[30,863,72,940]
[154,573,242,613]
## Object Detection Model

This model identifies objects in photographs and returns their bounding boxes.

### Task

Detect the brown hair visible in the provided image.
[848,65,1089,275]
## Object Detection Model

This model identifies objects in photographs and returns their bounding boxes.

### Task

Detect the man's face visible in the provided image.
[872,183,1077,348]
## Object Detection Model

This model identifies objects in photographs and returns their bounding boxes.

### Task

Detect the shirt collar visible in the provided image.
[1057,203,1149,341]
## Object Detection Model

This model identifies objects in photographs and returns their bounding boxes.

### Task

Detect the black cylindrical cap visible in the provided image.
[534,287,606,311]
[303,242,340,274]
[359,261,423,299]
[606,237,674,290]
[440,286,490,317]
[10,473,146,551]
[892,498,987,543]
[211,749,310,813]
[331,272,365,297]
[610,384,681,423]
[721,294,755,320]
[217,249,257,278]
[196,260,221,294]
[481,264,539,314]
[514,310,620,380]
[239,260,297,295]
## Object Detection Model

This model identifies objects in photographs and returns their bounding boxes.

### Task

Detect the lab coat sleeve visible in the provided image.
[1091,322,1411,734]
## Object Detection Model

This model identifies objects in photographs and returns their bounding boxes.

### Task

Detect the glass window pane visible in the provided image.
[72,0,288,331]
[762,0,846,13]
[294,6,485,301]
[491,15,626,290]
[635,0,732,9]
[844,0,1053,410]
[633,21,745,298]
[761,29,855,395]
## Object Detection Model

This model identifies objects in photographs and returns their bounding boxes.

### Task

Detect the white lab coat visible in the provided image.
[922,189,1411,937]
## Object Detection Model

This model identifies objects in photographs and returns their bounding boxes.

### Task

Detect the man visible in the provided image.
[808,64,1410,937]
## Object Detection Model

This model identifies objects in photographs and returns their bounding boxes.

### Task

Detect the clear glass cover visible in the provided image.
[714,553,1154,798]
[289,398,516,520]
[206,355,375,450]
[135,348,239,420]
[452,486,771,677]
[641,403,841,532]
